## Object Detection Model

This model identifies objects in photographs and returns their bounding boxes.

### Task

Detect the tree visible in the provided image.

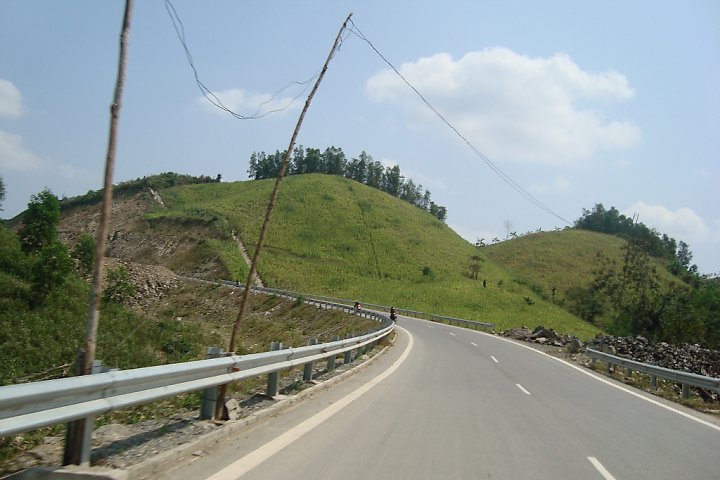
[346,155,367,183]
[72,233,96,275]
[381,165,402,196]
[592,244,664,337]
[322,146,346,175]
[365,159,383,189]
[31,240,73,298]
[18,189,61,253]
[304,147,323,173]
[469,255,483,279]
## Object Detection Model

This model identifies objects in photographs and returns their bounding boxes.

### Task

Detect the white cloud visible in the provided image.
[0,130,44,171]
[0,79,24,117]
[624,202,710,244]
[197,88,300,117]
[366,48,641,166]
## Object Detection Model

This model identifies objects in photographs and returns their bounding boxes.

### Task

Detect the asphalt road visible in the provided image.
[165,316,720,479]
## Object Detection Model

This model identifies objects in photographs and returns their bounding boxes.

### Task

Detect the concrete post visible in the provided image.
[200,347,223,420]
[327,335,339,371]
[267,342,283,397]
[303,338,318,382]
[77,360,106,465]
[344,333,353,364]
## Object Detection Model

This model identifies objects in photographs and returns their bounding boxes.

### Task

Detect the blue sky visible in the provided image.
[1,1,719,274]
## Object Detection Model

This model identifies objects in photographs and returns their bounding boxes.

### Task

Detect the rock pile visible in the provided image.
[588,335,720,379]
[501,325,720,401]
[103,258,179,309]
[500,325,583,353]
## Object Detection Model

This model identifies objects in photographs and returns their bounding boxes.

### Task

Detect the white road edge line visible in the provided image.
[587,456,617,480]
[471,342,478,347]
[516,384,531,395]
[490,355,498,363]
[476,330,720,432]
[205,326,415,480]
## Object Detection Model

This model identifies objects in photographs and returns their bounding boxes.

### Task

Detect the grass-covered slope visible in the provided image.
[151,174,600,338]
[484,229,628,299]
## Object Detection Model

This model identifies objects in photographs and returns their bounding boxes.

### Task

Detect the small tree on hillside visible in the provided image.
[31,240,73,299]
[469,255,483,279]
[72,233,96,276]
[18,189,61,253]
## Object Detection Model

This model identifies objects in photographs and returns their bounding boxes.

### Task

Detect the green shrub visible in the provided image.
[102,266,136,305]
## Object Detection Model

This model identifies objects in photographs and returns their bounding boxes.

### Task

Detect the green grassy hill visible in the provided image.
[149,174,601,338]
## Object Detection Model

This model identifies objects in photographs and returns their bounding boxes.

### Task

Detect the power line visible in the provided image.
[164,0,320,120]
[346,19,571,225]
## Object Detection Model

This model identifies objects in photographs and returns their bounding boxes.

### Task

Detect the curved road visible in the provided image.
[166,316,720,479]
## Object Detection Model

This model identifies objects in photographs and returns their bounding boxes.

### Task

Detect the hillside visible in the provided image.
[56,174,600,339]
[484,229,686,328]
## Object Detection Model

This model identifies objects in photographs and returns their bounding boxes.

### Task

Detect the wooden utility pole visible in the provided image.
[64,0,133,465]
[214,13,353,419]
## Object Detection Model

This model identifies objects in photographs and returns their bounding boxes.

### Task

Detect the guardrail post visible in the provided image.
[625,367,632,378]
[303,338,318,382]
[344,333,353,364]
[201,347,223,420]
[327,335,339,371]
[267,342,283,397]
[651,375,657,388]
[682,383,689,398]
[63,353,100,466]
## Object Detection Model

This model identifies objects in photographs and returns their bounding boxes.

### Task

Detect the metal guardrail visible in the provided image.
[585,348,720,397]
[429,314,494,332]
[0,326,392,438]
[0,281,393,444]
[225,281,495,331]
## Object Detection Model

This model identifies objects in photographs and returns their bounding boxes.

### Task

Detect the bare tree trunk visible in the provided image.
[214,13,353,420]
[64,0,133,466]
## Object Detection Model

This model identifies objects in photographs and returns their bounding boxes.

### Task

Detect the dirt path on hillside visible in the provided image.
[232,230,265,287]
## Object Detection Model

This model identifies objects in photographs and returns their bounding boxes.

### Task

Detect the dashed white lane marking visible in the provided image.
[484,331,720,432]
[587,457,617,480]
[490,355,498,363]
[516,384,531,395]
[470,342,478,347]
[206,327,415,480]
[448,332,456,336]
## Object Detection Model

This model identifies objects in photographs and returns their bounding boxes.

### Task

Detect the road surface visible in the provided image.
[165,315,720,479]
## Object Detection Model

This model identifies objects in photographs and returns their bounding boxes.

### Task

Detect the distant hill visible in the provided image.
[55,173,601,338]
[484,229,685,328]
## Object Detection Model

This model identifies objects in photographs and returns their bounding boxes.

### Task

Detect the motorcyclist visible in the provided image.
[390,306,397,322]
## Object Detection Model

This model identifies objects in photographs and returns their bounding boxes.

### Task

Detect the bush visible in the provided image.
[72,234,95,275]
[102,266,136,305]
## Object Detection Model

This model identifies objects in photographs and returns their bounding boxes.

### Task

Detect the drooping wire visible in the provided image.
[164,0,320,120]
[346,19,571,225]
